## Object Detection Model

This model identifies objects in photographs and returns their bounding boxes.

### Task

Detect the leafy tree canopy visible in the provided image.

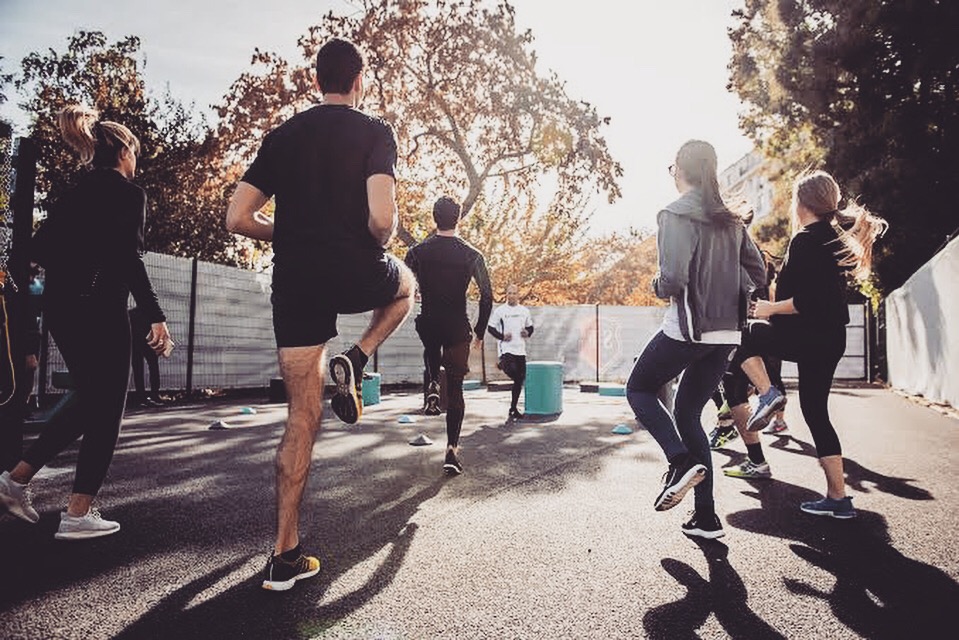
[729,0,959,292]
[14,31,237,263]
[215,0,623,292]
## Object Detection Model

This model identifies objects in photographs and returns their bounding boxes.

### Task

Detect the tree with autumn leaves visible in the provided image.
[12,32,237,263]
[214,0,625,301]
[6,3,666,305]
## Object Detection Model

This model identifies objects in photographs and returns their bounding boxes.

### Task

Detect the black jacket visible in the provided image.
[33,168,165,323]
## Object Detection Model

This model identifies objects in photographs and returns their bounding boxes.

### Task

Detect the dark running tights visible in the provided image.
[22,298,131,496]
[500,354,526,411]
[728,321,845,457]
[423,340,470,448]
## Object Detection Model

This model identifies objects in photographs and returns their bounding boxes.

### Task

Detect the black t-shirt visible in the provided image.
[773,220,850,334]
[241,104,397,271]
[404,235,493,338]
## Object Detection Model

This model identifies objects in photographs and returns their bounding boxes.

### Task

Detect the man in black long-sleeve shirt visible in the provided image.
[404,197,493,475]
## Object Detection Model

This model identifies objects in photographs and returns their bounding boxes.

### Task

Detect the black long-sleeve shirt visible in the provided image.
[33,168,165,323]
[773,220,850,333]
[404,234,492,337]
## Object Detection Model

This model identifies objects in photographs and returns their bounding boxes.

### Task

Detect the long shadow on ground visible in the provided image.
[0,396,633,639]
[723,478,959,639]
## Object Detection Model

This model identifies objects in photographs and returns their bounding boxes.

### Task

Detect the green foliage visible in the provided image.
[13,32,238,264]
[729,0,959,292]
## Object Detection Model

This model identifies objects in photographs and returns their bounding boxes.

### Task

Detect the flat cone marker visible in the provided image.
[209,420,231,430]
[398,414,416,424]
[612,424,633,435]
[409,433,433,446]
[240,407,257,415]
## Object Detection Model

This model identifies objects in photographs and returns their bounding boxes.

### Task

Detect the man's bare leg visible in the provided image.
[740,356,773,395]
[275,344,326,555]
[730,403,759,445]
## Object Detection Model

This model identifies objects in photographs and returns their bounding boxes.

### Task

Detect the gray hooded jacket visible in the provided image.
[652,189,767,342]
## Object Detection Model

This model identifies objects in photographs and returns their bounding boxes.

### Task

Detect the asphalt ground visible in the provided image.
[1,383,957,639]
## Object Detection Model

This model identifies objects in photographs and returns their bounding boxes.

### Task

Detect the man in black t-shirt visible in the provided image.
[405,197,492,475]
[225,38,414,592]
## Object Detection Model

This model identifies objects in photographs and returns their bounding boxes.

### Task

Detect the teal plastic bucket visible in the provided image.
[524,361,563,415]
[362,372,381,406]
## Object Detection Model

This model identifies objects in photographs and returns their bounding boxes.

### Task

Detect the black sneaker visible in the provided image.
[262,548,321,592]
[681,512,726,539]
[330,352,363,424]
[654,456,707,511]
[443,449,463,475]
[424,381,441,416]
[508,408,525,421]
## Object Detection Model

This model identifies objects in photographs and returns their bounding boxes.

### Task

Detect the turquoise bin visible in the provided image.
[362,372,381,406]
[524,361,564,415]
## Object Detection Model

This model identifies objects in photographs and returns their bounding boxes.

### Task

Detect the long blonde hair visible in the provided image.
[58,105,140,167]
[793,170,888,281]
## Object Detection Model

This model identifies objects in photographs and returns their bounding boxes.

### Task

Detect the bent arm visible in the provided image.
[652,212,694,299]
[473,256,494,337]
[226,182,273,241]
[367,174,397,247]
[740,228,767,291]
[121,191,165,323]
[753,297,797,319]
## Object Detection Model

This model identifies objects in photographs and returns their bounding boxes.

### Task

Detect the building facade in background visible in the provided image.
[720,150,775,222]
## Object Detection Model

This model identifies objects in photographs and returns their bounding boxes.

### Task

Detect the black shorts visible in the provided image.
[271,253,403,348]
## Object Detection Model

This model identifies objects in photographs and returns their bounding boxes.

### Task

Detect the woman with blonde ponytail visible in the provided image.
[0,104,172,540]
[726,170,887,520]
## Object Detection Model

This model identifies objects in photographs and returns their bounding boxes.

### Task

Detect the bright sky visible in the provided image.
[0,0,751,235]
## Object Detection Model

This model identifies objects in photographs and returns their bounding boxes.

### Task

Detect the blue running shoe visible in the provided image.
[747,387,787,431]
[800,496,856,519]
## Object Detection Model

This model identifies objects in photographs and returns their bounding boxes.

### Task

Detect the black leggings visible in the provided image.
[499,354,526,411]
[723,354,786,406]
[728,321,845,457]
[131,335,160,398]
[23,297,131,495]
[420,331,470,448]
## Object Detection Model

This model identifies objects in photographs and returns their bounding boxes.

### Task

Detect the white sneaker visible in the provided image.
[0,471,39,523]
[55,508,120,540]
[763,417,789,434]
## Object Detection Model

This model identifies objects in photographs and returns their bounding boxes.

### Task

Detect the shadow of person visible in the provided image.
[110,481,441,640]
[764,434,933,501]
[725,478,959,638]
[642,540,785,640]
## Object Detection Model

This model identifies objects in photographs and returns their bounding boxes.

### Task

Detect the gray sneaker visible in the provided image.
[55,508,120,540]
[0,471,39,523]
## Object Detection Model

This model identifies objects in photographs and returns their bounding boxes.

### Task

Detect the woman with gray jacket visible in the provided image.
[626,139,766,539]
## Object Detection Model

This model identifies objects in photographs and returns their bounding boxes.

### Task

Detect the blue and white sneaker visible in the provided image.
[747,387,787,431]
[800,496,856,519]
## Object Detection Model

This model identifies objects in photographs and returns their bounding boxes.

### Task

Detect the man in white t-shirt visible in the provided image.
[487,284,534,420]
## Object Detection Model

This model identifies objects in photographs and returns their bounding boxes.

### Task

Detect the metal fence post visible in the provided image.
[12,137,39,399]
[186,257,198,396]
[595,304,600,382]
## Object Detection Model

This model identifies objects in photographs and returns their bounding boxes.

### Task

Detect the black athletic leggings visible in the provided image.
[723,354,786,407]
[23,296,131,495]
[421,337,470,448]
[499,354,526,411]
[131,334,160,398]
[728,321,845,457]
